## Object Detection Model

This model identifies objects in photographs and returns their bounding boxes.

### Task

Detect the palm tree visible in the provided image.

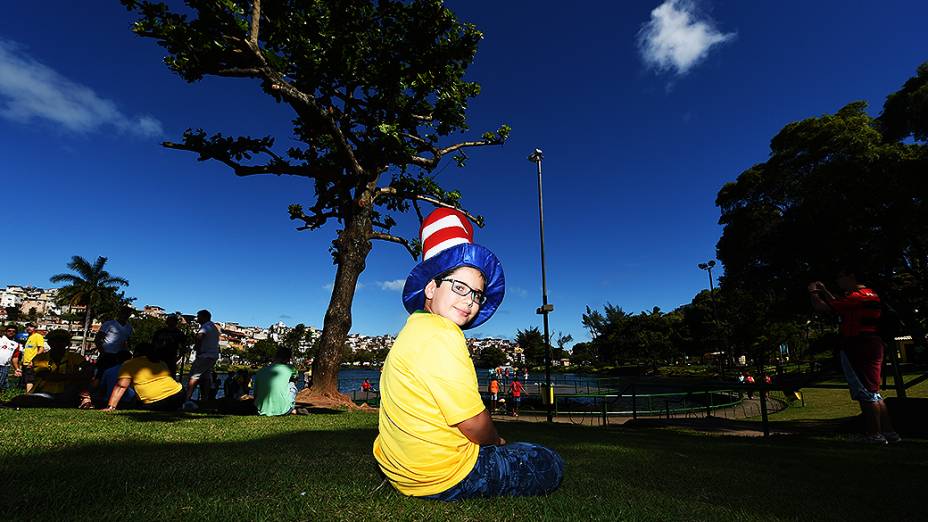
[50,256,129,353]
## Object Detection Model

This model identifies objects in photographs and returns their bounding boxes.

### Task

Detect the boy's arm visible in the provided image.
[103,378,132,410]
[455,409,505,446]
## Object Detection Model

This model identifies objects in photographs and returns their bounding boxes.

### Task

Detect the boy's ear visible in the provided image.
[424,279,438,300]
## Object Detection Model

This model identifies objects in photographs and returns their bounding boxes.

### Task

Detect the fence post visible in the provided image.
[632,385,638,420]
[888,342,907,399]
[705,391,711,418]
[760,384,770,437]
[602,397,608,426]
[665,400,670,419]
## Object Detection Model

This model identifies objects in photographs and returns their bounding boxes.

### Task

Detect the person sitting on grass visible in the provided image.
[9,329,93,409]
[252,347,298,416]
[101,342,185,412]
[373,208,563,501]
[96,349,137,408]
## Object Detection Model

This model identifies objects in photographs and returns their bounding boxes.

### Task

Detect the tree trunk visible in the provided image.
[297,209,373,407]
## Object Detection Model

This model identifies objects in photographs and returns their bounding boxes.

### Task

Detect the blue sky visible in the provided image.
[1,1,926,343]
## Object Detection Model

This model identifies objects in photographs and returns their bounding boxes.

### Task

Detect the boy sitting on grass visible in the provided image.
[252,347,298,416]
[373,208,563,501]
[9,329,93,409]
[102,342,185,412]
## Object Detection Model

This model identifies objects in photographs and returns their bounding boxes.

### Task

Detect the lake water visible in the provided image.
[198,367,606,399]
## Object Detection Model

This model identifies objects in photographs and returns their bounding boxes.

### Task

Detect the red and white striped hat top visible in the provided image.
[420,208,475,261]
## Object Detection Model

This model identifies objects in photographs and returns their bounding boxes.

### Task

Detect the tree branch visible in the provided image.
[163,141,327,179]
[370,231,418,260]
[375,187,482,225]
[407,138,497,169]
[290,205,339,231]
[249,0,262,49]
[216,67,262,77]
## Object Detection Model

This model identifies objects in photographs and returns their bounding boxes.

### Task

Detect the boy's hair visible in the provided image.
[45,329,71,343]
[274,346,293,362]
[432,266,487,287]
[136,342,160,362]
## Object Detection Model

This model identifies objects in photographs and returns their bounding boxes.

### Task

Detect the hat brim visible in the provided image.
[402,243,505,330]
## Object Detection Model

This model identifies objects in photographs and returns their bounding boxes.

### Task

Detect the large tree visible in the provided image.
[50,256,130,353]
[122,0,509,404]
[715,63,928,351]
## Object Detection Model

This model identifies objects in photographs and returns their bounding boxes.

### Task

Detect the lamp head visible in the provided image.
[527,148,543,162]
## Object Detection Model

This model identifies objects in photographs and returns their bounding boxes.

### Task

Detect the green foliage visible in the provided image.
[245,338,280,366]
[4,307,20,323]
[122,1,510,392]
[715,63,928,360]
[476,345,507,368]
[582,305,683,366]
[879,61,928,142]
[515,327,546,367]
[128,315,167,350]
[568,341,597,366]
[121,0,508,242]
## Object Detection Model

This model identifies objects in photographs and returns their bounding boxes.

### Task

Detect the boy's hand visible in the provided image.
[497,437,507,445]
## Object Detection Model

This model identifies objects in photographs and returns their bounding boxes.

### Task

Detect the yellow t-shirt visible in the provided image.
[32,351,86,394]
[372,313,485,497]
[118,357,182,404]
[23,333,45,364]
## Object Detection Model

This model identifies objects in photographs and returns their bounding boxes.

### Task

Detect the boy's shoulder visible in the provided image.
[405,313,465,340]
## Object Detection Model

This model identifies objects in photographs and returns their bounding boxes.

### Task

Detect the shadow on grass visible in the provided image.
[1,412,926,521]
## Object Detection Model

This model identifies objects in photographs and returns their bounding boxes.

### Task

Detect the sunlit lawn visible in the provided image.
[1,398,925,521]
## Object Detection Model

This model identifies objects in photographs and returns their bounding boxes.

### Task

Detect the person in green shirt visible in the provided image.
[252,347,298,416]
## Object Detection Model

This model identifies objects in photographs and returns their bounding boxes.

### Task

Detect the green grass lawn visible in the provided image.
[1,405,926,522]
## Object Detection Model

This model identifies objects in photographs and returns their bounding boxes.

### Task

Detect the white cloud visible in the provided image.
[637,0,734,75]
[378,279,406,292]
[0,39,163,137]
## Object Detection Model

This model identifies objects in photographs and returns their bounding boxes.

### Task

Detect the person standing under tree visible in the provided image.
[808,269,900,444]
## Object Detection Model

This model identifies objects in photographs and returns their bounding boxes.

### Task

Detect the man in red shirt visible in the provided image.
[809,270,899,444]
[509,377,524,417]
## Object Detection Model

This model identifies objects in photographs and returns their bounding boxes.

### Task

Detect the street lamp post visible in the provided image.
[528,148,555,422]
[698,260,723,370]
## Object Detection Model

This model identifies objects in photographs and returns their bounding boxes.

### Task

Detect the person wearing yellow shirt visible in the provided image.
[10,329,93,408]
[21,323,46,393]
[373,208,563,501]
[102,342,184,412]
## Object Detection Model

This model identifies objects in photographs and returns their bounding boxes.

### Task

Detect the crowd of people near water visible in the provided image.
[0,308,300,416]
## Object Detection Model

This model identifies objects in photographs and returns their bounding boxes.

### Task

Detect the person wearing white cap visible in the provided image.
[372,208,563,500]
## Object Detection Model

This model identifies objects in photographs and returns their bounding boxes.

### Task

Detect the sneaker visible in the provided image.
[181,400,199,412]
[883,431,902,444]
[855,433,888,445]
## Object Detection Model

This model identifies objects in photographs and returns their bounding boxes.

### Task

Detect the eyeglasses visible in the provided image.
[437,279,487,305]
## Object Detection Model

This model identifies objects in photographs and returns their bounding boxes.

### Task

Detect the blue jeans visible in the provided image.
[425,442,564,501]
[0,365,9,390]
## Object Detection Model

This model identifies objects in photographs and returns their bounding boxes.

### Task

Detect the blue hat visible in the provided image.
[402,208,505,330]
